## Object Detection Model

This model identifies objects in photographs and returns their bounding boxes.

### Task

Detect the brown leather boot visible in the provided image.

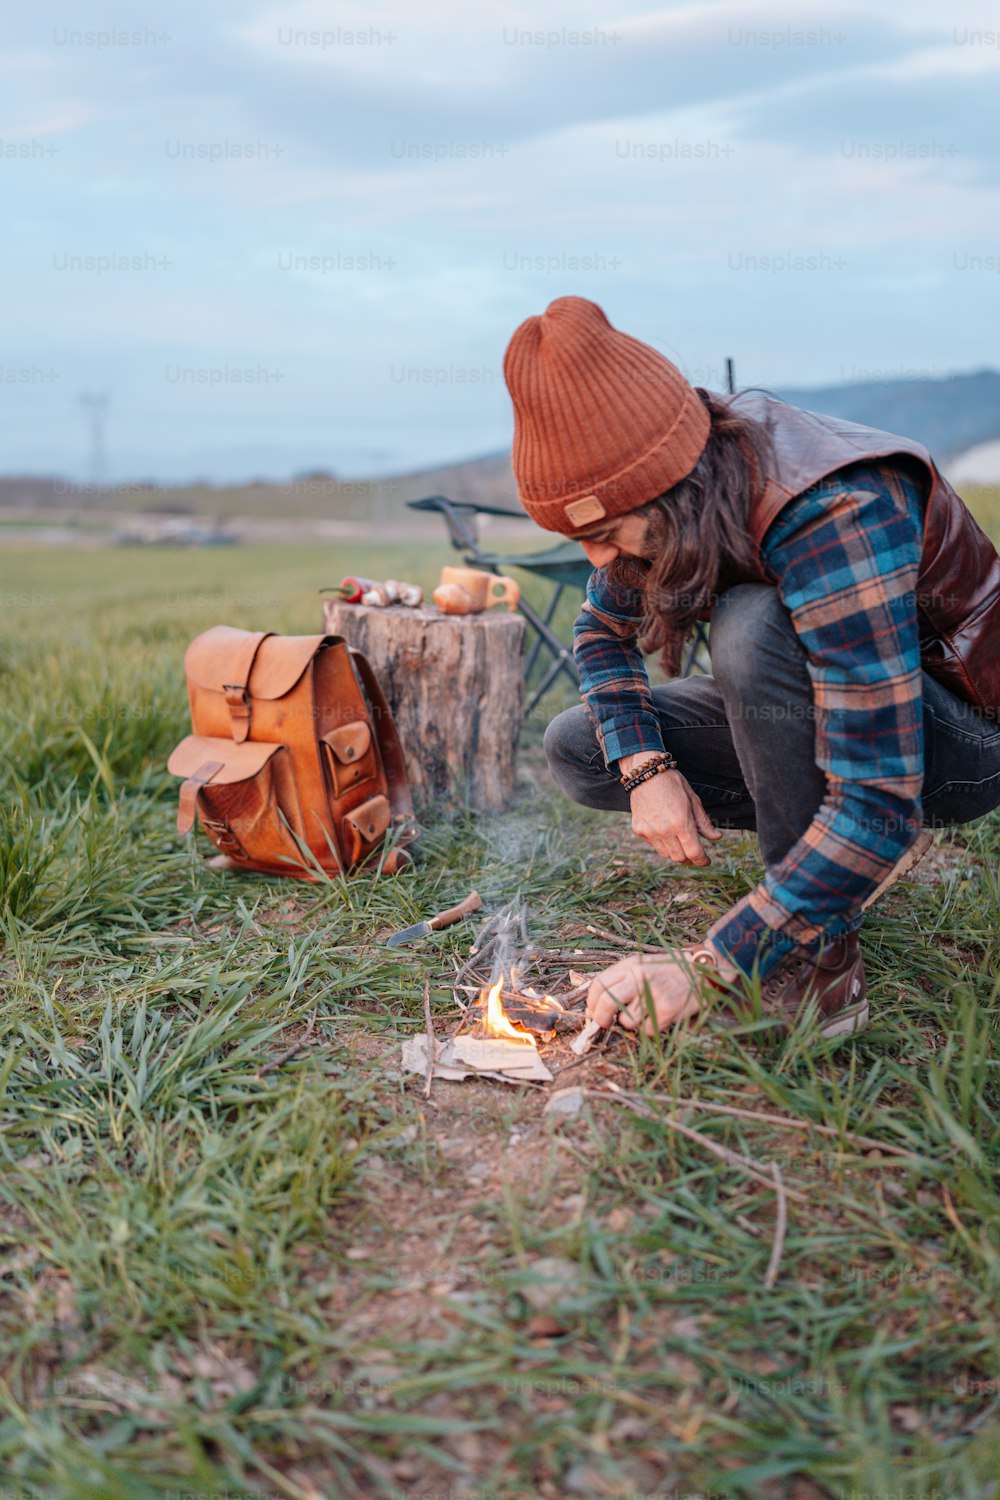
[690,932,868,1040]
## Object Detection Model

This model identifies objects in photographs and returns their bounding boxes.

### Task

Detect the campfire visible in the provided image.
[471,972,568,1040]
[446,969,563,1082]
[480,975,531,1041]
[401,900,595,1087]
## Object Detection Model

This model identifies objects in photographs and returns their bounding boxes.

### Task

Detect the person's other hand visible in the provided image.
[620,761,723,866]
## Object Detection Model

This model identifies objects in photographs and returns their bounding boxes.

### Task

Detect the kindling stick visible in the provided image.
[422,979,435,1100]
[763,1163,788,1290]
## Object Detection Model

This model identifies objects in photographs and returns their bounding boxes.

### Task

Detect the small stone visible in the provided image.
[560,1192,586,1216]
[672,1315,703,1340]
[608,1415,647,1442]
[526,1313,565,1338]
[563,1463,612,1495]
[891,1404,922,1432]
[451,1432,483,1465]
[520,1256,583,1312]
[545,1087,585,1120]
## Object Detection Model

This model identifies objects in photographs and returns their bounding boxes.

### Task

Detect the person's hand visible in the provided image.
[586,942,741,1037]
[619,758,723,867]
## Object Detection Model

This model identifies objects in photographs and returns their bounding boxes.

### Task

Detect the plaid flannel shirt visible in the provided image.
[573,461,927,978]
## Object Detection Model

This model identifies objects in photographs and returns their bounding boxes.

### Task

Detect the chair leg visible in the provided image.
[681,621,711,677]
[524,645,578,720]
[525,583,564,681]
[471,564,581,719]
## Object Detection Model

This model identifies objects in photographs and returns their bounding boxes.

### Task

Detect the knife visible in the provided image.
[385,891,483,948]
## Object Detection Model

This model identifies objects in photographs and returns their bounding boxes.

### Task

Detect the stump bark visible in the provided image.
[323,600,526,812]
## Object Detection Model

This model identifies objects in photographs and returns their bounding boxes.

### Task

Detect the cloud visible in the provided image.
[2,0,998,481]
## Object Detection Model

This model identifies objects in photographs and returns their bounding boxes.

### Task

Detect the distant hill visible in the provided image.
[2,369,996,521]
[774,369,1000,463]
[0,451,518,522]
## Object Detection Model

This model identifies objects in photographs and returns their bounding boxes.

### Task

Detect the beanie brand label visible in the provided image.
[564,494,606,525]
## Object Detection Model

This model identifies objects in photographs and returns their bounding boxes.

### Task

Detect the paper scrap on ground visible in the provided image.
[402,1034,553,1084]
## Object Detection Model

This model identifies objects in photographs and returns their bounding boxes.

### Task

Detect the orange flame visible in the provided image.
[482,975,533,1044]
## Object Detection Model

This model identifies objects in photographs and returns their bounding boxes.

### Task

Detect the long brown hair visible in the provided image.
[630,390,774,677]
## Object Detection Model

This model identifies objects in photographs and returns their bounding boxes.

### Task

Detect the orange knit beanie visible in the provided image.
[503,296,711,535]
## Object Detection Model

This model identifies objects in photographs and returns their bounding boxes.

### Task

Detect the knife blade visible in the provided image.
[385,890,483,948]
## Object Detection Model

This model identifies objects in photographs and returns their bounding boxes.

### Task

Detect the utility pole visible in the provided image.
[79,390,110,490]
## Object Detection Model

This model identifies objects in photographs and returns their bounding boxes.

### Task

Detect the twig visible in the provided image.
[422,979,435,1101]
[585,1088,809,1204]
[553,1052,605,1078]
[659,1094,926,1162]
[763,1163,787,1290]
[256,1013,317,1077]
[476,1070,548,1089]
[536,947,631,963]
[453,932,499,988]
[585,923,631,946]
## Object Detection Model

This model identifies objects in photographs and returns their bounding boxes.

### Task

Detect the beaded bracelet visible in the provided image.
[619,751,678,793]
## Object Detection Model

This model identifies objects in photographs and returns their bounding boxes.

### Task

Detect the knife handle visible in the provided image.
[427,891,483,931]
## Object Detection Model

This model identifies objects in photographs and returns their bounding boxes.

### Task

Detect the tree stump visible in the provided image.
[322,600,526,812]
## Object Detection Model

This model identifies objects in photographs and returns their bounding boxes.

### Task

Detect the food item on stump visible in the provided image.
[384,580,424,607]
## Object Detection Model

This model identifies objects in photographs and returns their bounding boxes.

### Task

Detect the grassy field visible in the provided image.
[1,539,998,1500]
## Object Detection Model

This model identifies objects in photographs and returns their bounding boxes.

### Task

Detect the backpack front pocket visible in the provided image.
[320,722,380,798]
[168,734,309,871]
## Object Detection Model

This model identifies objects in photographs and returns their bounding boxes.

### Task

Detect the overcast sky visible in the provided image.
[3,0,998,484]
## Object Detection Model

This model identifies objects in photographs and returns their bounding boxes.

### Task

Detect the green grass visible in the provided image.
[1,542,998,1499]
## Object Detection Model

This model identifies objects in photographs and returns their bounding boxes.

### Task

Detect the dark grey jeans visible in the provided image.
[545,584,1000,871]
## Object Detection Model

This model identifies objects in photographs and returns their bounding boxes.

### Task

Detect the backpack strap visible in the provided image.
[220,630,269,742]
[349,647,415,820]
[184,626,271,743]
[177,759,224,834]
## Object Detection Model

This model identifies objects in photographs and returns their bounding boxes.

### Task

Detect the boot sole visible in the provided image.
[860,830,934,912]
[818,1000,870,1039]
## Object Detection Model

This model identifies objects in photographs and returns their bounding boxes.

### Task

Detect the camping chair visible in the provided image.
[407,493,710,719]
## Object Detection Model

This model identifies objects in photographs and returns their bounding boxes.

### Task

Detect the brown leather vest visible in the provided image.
[730,391,1000,715]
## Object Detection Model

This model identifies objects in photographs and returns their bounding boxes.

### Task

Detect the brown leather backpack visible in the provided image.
[168,626,414,878]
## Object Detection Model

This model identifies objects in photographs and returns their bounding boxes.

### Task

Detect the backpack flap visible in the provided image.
[184,627,272,743]
[168,734,309,870]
